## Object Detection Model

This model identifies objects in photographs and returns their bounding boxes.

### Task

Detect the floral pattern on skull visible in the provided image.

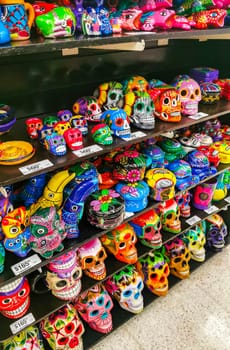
[165,238,191,279]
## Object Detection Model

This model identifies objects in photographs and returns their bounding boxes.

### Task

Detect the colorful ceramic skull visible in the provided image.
[73,97,102,122]
[105,265,144,314]
[25,117,43,139]
[171,74,201,116]
[122,75,148,93]
[0,277,30,319]
[63,128,83,150]
[129,209,162,249]
[43,115,59,127]
[136,250,170,296]
[78,238,107,280]
[204,213,228,252]
[3,325,45,350]
[70,115,88,135]
[54,121,71,135]
[75,284,113,334]
[57,109,73,122]
[101,223,138,264]
[100,108,131,139]
[145,168,176,201]
[165,238,191,279]
[175,190,192,218]
[44,133,67,156]
[183,223,206,262]
[123,91,155,129]
[158,198,181,234]
[40,304,84,350]
[94,81,124,109]
[91,123,113,145]
[151,87,181,122]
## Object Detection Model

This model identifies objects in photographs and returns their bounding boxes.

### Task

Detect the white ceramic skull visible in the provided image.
[78,238,107,280]
[94,81,124,110]
[175,190,191,218]
[183,223,206,262]
[171,74,201,116]
[105,265,144,314]
[158,198,181,233]
[100,108,131,139]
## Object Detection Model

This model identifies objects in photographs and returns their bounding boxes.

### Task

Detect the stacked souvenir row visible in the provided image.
[1,213,228,349]
[1,0,230,44]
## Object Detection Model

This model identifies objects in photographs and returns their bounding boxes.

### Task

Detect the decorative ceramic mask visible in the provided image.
[183,223,206,262]
[73,97,102,122]
[26,117,43,139]
[78,238,107,280]
[105,265,144,314]
[0,277,30,319]
[136,250,170,296]
[70,115,88,135]
[3,325,45,350]
[43,115,59,127]
[44,133,67,156]
[124,91,155,129]
[204,213,228,252]
[91,123,113,145]
[100,108,131,139]
[115,181,149,213]
[130,209,162,249]
[75,284,113,334]
[175,190,191,218]
[101,223,138,264]
[171,74,201,116]
[158,198,181,234]
[145,168,176,201]
[113,150,147,183]
[57,109,73,122]
[94,81,124,109]
[165,238,191,279]
[40,304,84,350]
[29,206,66,258]
[63,128,83,150]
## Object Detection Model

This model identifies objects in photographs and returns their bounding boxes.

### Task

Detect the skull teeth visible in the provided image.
[72,141,82,147]
[53,280,82,300]
[0,277,23,293]
[3,297,29,317]
[178,269,190,276]
[154,285,168,292]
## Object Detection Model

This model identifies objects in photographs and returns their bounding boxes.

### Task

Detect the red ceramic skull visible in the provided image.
[26,117,43,139]
[63,128,83,150]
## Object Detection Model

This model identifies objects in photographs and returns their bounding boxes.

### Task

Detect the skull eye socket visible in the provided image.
[136,102,144,111]
[58,337,69,345]
[56,280,67,288]
[195,88,200,95]
[177,197,183,204]
[123,289,132,298]
[90,309,100,317]
[18,288,26,297]
[166,213,172,220]
[90,104,97,111]
[115,117,124,126]
[185,252,189,259]
[73,270,81,280]
[109,92,117,100]
[98,249,105,259]
[137,281,143,289]
[163,97,170,105]
[180,89,188,97]
[174,257,181,263]
[145,226,152,233]
[85,257,94,264]
[191,241,196,246]
[2,298,11,305]
[119,242,126,249]
[96,296,104,306]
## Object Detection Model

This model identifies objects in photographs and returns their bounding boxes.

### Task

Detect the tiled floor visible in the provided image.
[90,245,230,350]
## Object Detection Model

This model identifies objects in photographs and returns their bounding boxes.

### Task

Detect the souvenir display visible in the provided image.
[113,150,147,183]
[166,159,199,190]
[175,190,191,218]
[199,82,221,104]
[0,141,35,165]
[165,238,191,279]
[63,128,83,151]
[25,117,43,139]
[40,304,84,350]
[212,141,230,164]
[145,168,176,201]
[73,97,102,122]
[91,123,113,145]
[136,250,170,296]
[70,115,88,135]
[185,149,217,180]
[3,325,45,350]
[94,81,124,109]
[115,181,149,212]
[130,209,162,249]
[183,223,206,262]
[44,133,67,156]
[192,178,217,210]
[85,189,125,229]
[212,173,228,201]
[100,108,131,139]
[101,223,138,264]
[0,277,30,319]
[78,238,107,280]
[105,265,144,313]
[158,198,181,234]
[204,213,228,252]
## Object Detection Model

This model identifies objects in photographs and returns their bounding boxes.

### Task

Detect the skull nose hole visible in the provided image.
[160,277,165,283]
[182,260,187,267]
[134,292,140,300]
[95,261,101,265]
[101,312,108,320]
[190,94,195,99]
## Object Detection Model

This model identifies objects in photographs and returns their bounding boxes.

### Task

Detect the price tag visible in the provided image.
[73,145,103,157]
[224,196,230,203]
[186,215,201,226]
[10,313,35,334]
[11,254,42,276]
[124,212,134,219]
[188,112,209,120]
[19,159,53,175]
[204,205,219,214]
[122,131,146,141]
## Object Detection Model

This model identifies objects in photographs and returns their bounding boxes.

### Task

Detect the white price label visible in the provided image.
[204,205,219,214]
[19,159,53,175]
[10,313,35,334]
[11,254,42,276]
[186,215,201,226]
[124,212,134,219]
[224,196,230,203]
[122,131,146,141]
[73,145,103,157]
[188,112,209,120]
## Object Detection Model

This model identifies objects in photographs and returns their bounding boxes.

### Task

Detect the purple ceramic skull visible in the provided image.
[205,213,228,252]
[44,133,67,156]
[73,97,102,122]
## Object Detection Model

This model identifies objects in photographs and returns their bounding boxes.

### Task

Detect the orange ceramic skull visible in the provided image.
[153,88,181,122]
[165,238,191,279]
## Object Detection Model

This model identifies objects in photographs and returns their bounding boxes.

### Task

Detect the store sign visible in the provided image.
[188,112,209,120]
[186,215,201,226]
[11,254,42,276]
[10,313,35,334]
[73,145,103,157]
[122,131,146,141]
[19,159,53,175]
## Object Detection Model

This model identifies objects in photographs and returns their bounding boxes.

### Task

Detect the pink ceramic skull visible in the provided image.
[78,238,107,280]
[175,190,191,218]
[63,128,83,150]
[75,284,113,334]
[73,97,102,122]
[171,74,201,116]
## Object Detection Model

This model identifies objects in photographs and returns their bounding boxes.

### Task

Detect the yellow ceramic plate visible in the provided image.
[0,141,35,165]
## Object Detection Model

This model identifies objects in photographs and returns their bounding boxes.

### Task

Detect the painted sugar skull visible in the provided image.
[152,87,181,122]
[44,133,67,156]
[73,97,102,122]
[38,125,53,145]
[136,250,170,296]
[75,284,113,334]
[129,209,162,249]
[70,115,88,135]
[101,223,138,264]
[45,250,82,301]
[94,81,124,109]
[158,199,181,234]
[26,117,43,139]
[204,213,228,252]
[57,109,73,122]
[124,91,155,129]
[105,265,144,314]
[63,128,83,150]
[78,238,107,280]
[40,304,84,350]
[100,108,131,139]
[171,74,201,116]
[122,75,149,94]
[165,238,191,279]
[3,325,45,350]
[175,190,192,218]
[91,123,113,145]
[145,168,176,201]
[53,121,71,135]
[183,223,206,262]
[43,115,59,128]
[0,277,30,319]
